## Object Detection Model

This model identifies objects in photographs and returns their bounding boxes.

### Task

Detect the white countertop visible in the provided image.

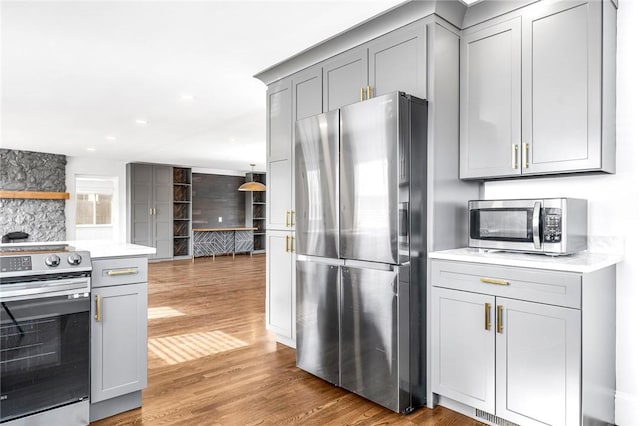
[0,240,156,259]
[428,248,623,273]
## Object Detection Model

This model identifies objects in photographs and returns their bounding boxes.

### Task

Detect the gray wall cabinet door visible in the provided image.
[432,287,495,413]
[522,1,602,175]
[495,297,580,426]
[266,79,293,231]
[293,66,323,121]
[153,165,173,259]
[460,17,522,179]
[91,282,148,403]
[367,23,427,100]
[322,48,368,112]
[131,164,153,248]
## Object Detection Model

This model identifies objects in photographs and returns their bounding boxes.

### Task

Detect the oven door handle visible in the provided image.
[532,201,542,250]
[0,278,90,302]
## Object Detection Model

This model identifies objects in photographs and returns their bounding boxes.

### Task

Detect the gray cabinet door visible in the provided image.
[153,165,173,259]
[266,79,293,231]
[91,282,148,403]
[293,66,323,121]
[265,231,294,340]
[432,287,495,413]
[322,48,367,112]
[367,23,427,100]
[460,17,522,179]
[522,1,602,175]
[496,297,580,426]
[130,164,153,248]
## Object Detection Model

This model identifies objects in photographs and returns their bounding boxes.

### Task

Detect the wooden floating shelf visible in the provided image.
[0,190,70,200]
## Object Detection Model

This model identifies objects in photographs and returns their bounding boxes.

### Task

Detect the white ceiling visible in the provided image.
[0,0,407,173]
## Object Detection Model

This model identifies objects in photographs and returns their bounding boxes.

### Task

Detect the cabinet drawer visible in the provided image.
[92,257,148,287]
[431,260,581,309]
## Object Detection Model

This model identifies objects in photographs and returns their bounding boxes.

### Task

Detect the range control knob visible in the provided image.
[67,253,83,265]
[45,254,61,267]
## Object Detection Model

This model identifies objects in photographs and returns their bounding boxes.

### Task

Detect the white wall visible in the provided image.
[65,156,128,242]
[484,1,640,423]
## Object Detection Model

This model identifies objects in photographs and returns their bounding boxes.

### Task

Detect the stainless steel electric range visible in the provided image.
[0,244,91,425]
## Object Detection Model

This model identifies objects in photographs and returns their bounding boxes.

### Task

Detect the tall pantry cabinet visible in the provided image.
[127,163,192,260]
[265,65,322,347]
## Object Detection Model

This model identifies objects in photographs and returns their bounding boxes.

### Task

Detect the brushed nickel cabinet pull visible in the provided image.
[512,144,519,169]
[95,295,101,322]
[106,268,138,276]
[480,277,510,286]
[497,305,504,334]
[485,303,491,331]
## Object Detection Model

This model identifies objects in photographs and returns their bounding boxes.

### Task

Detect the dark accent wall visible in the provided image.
[192,173,245,228]
[0,149,67,241]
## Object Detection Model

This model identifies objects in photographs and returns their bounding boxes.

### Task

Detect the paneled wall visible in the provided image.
[192,173,245,228]
[0,149,66,241]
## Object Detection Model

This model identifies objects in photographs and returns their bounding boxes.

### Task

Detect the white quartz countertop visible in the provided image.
[428,248,623,273]
[0,240,156,259]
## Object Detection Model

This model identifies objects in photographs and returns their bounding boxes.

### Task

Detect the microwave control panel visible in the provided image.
[543,208,562,243]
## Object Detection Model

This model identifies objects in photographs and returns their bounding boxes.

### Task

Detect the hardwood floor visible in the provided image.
[91,255,481,426]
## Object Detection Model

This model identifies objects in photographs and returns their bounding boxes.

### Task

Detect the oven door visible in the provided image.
[0,288,90,423]
[469,200,543,252]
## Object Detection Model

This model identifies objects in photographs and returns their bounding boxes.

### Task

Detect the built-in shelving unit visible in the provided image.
[244,172,266,253]
[172,167,192,258]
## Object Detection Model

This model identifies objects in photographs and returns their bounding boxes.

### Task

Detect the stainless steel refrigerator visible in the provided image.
[295,92,428,413]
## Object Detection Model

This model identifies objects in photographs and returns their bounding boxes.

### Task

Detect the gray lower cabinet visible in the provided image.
[128,163,173,259]
[460,0,616,179]
[265,230,295,347]
[431,259,615,426]
[90,257,148,422]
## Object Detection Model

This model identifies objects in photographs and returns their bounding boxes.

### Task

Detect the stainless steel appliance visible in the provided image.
[468,198,588,255]
[0,244,91,425]
[295,92,428,413]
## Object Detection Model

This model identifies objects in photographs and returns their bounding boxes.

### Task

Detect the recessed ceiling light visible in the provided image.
[87,147,96,152]
[105,136,116,141]
[135,119,148,126]
[180,94,195,101]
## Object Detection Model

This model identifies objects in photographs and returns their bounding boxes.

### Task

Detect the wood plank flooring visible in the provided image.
[91,255,481,426]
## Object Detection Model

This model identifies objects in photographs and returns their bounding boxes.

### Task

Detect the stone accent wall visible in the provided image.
[0,149,67,242]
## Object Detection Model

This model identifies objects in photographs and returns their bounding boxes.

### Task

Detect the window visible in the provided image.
[75,177,115,226]
[76,193,112,225]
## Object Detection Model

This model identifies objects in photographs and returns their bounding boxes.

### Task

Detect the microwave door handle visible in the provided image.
[533,201,542,249]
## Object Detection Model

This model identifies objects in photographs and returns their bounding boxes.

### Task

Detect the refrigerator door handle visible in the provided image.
[344,259,397,271]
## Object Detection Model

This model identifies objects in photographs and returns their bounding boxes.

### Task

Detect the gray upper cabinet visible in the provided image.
[294,67,323,121]
[322,23,428,112]
[460,17,522,179]
[322,48,368,112]
[460,0,616,180]
[128,163,173,259]
[367,23,427,100]
[522,1,609,175]
[266,79,293,231]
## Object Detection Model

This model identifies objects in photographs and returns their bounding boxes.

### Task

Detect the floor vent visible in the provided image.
[475,409,520,426]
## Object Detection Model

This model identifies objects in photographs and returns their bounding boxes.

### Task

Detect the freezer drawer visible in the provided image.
[340,263,412,413]
[296,258,340,385]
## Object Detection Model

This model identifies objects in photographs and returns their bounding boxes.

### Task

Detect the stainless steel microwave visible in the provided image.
[468,198,587,255]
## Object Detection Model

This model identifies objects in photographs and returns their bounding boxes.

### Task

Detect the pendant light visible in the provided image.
[238,163,266,192]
